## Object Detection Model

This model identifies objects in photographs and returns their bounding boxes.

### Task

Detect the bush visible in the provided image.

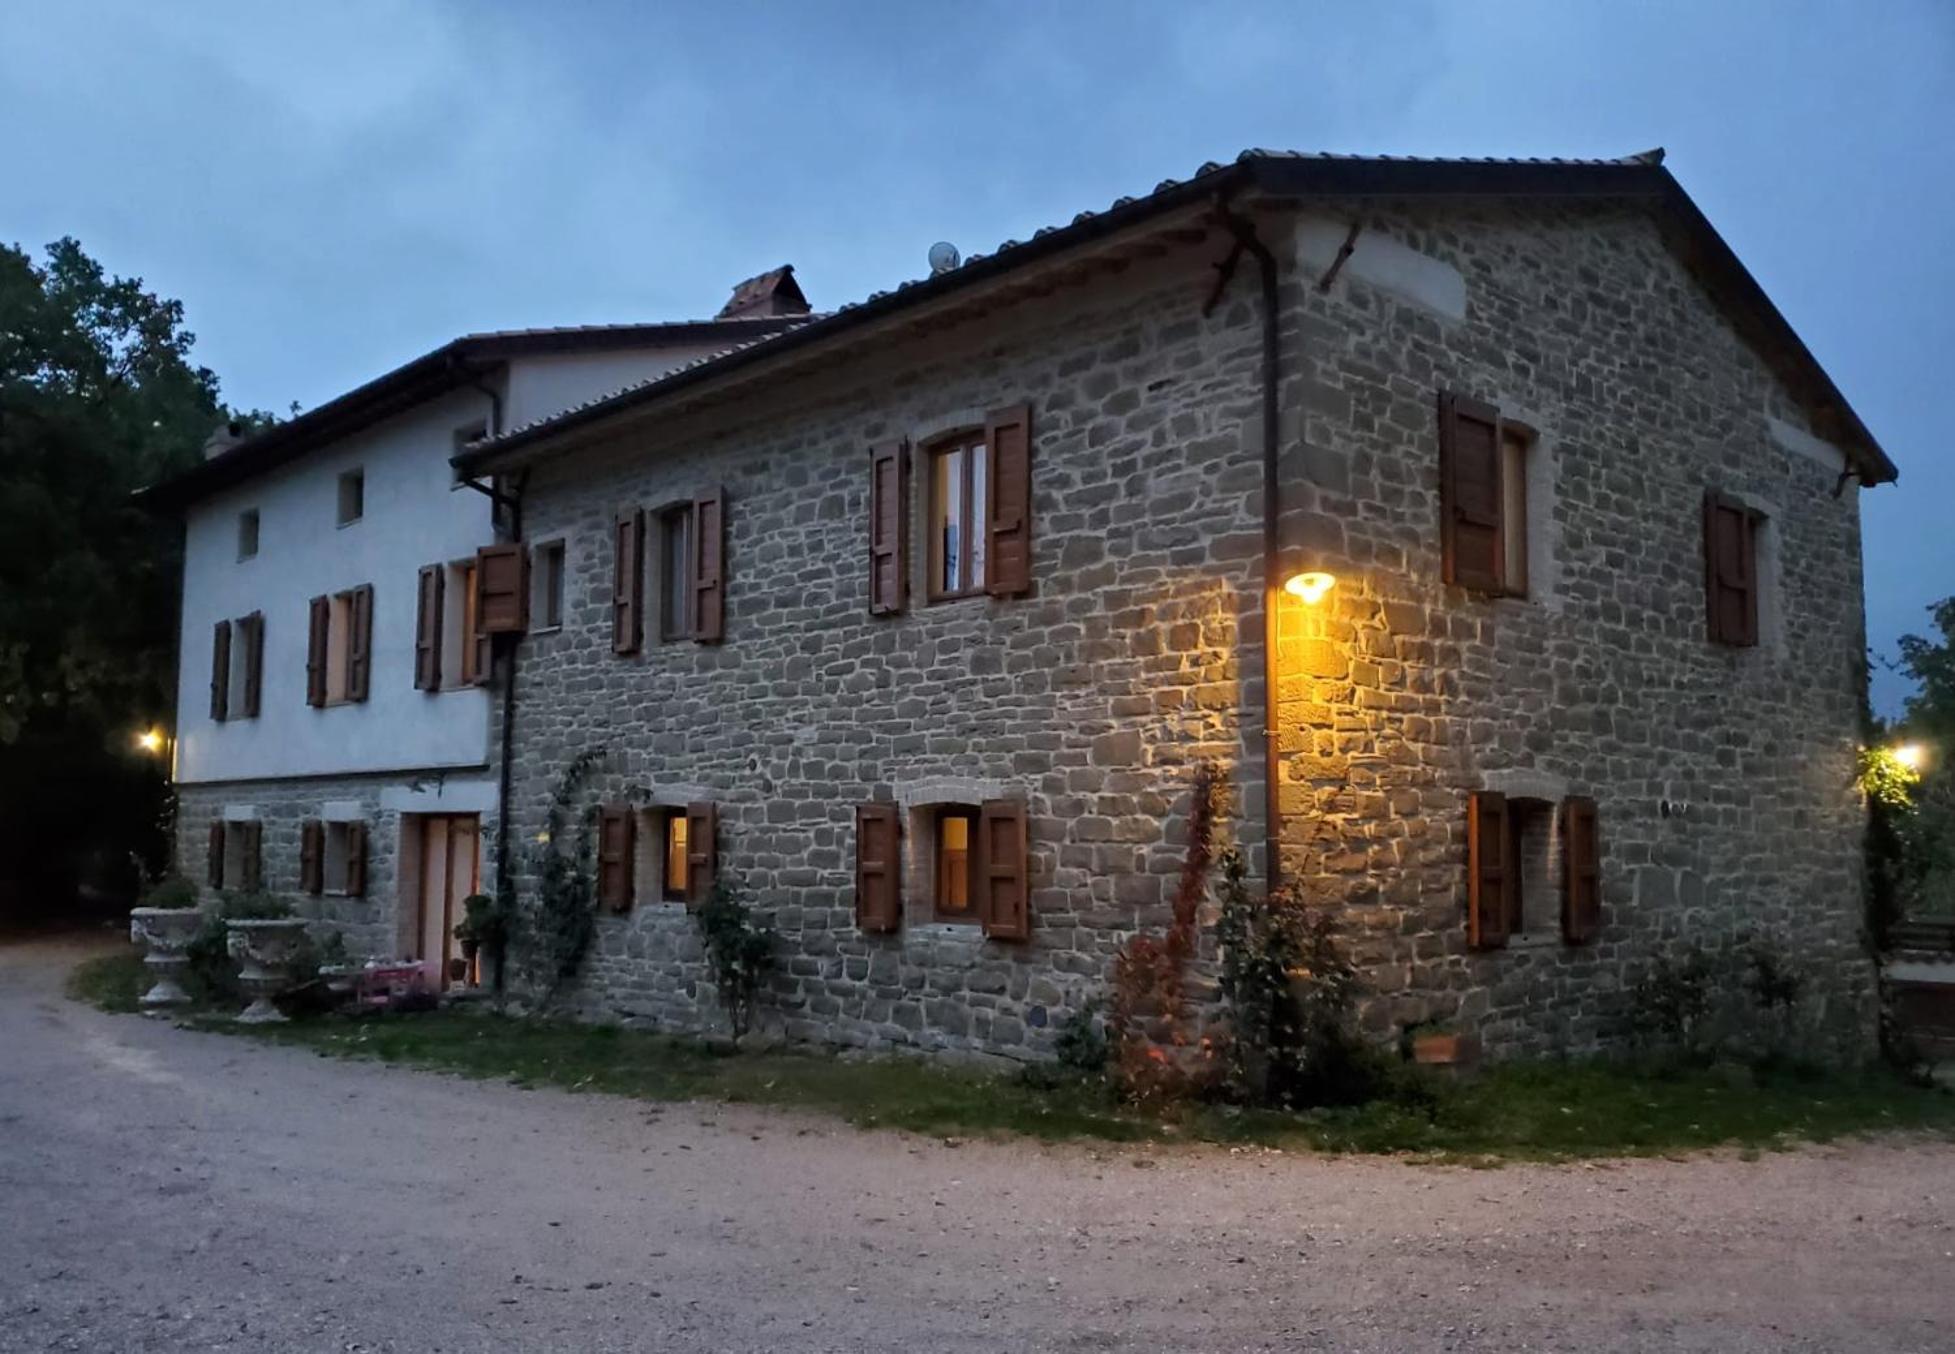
[1628,936,1828,1065]
[138,875,198,910]
[184,890,293,1004]
[1053,1000,1110,1075]
[692,879,775,1044]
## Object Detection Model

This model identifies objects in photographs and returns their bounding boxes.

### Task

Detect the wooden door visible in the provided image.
[414,815,482,990]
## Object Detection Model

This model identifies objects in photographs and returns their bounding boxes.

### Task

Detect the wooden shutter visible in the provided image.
[1703,492,1758,646]
[1438,391,1505,592]
[977,798,1030,940]
[692,487,725,642]
[596,804,633,911]
[613,509,644,655]
[345,821,368,898]
[415,564,444,690]
[1561,796,1601,944]
[685,801,717,906]
[348,585,374,701]
[476,543,528,635]
[207,819,224,888]
[299,819,323,894]
[855,803,902,932]
[868,441,909,615]
[984,403,1033,597]
[240,612,263,717]
[306,595,330,707]
[209,620,230,721]
[1467,790,1510,950]
[240,820,262,892]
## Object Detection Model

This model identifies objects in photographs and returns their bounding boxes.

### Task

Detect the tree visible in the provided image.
[1890,597,1955,919]
[0,238,253,917]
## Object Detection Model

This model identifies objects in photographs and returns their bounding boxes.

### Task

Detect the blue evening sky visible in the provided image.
[3,2,1947,713]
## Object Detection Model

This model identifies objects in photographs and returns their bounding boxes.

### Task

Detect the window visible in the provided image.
[237,509,259,560]
[337,469,365,525]
[934,807,978,920]
[928,435,988,599]
[447,560,481,687]
[210,614,264,721]
[209,818,262,892]
[532,540,565,631]
[1704,492,1762,647]
[1467,791,1601,949]
[1437,392,1533,596]
[307,585,372,706]
[662,812,689,901]
[302,819,367,895]
[658,505,693,641]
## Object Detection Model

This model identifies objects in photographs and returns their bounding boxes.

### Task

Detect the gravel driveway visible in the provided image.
[4,933,1953,1352]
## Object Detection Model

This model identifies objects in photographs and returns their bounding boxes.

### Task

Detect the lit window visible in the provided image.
[928,436,987,599]
[935,807,977,920]
[237,509,259,560]
[664,812,689,901]
[337,469,365,525]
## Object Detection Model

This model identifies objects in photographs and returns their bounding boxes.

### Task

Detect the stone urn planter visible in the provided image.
[128,907,202,1009]
[224,918,311,1023]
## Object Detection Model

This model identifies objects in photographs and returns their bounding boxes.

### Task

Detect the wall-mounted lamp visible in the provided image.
[1283,570,1337,606]
[134,727,167,756]
[1891,743,1926,772]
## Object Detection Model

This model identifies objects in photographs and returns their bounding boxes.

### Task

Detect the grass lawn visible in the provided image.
[69,949,1955,1161]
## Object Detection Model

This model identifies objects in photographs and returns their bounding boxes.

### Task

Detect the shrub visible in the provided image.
[184,890,293,1004]
[1053,1000,1110,1075]
[691,879,775,1044]
[138,875,198,910]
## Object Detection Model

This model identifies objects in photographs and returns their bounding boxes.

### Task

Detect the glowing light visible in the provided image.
[134,728,165,754]
[1283,570,1337,605]
[1892,743,1926,772]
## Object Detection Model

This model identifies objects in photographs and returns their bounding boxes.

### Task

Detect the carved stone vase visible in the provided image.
[128,907,202,1009]
[224,918,310,1024]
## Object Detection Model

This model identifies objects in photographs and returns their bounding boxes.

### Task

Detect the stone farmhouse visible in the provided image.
[153,150,1897,1061]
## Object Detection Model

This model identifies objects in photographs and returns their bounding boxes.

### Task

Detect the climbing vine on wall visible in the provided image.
[1108,762,1221,1104]
[516,747,605,1002]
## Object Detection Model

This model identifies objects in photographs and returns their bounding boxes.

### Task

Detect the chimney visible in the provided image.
[202,419,247,461]
[717,265,810,320]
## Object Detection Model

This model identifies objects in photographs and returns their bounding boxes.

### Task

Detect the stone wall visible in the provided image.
[505,245,1266,1057]
[1274,201,1875,1057]
[496,198,1877,1061]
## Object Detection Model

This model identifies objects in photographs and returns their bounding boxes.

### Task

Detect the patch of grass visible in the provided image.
[198,1009,1955,1160]
[66,947,149,1014]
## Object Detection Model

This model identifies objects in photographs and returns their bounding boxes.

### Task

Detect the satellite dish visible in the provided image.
[927,241,961,275]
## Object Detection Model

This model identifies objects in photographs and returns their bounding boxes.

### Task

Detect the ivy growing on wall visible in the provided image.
[516,747,605,1003]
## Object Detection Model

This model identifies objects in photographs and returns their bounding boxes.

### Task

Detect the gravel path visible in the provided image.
[3,933,1953,1352]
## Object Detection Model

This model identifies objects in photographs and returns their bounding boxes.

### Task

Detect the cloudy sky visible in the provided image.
[4,1,1948,713]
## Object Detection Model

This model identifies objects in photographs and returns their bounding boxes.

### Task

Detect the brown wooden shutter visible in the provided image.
[977,798,1030,940]
[207,819,224,888]
[984,404,1033,597]
[476,543,528,635]
[855,803,902,932]
[210,620,230,721]
[596,804,633,911]
[299,819,323,894]
[692,486,725,643]
[240,612,264,717]
[345,821,368,898]
[1703,492,1758,646]
[1467,790,1510,949]
[240,820,262,892]
[415,564,444,690]
[613,509,644,655]
[868,441,909,615]
[1438,391,1505,592]
[685,800,717,906]
[1561,796,1601,944]
[306,595,330,707]
[348,585,374,701]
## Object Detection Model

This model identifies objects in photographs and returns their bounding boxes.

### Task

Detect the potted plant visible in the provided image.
[1406,1023,1478,1068]
[220,892,308,1023]
[453,891,512,990]
[128,876,202,1009]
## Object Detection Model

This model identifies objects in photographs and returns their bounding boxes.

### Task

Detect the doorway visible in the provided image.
[409,814,480,990]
